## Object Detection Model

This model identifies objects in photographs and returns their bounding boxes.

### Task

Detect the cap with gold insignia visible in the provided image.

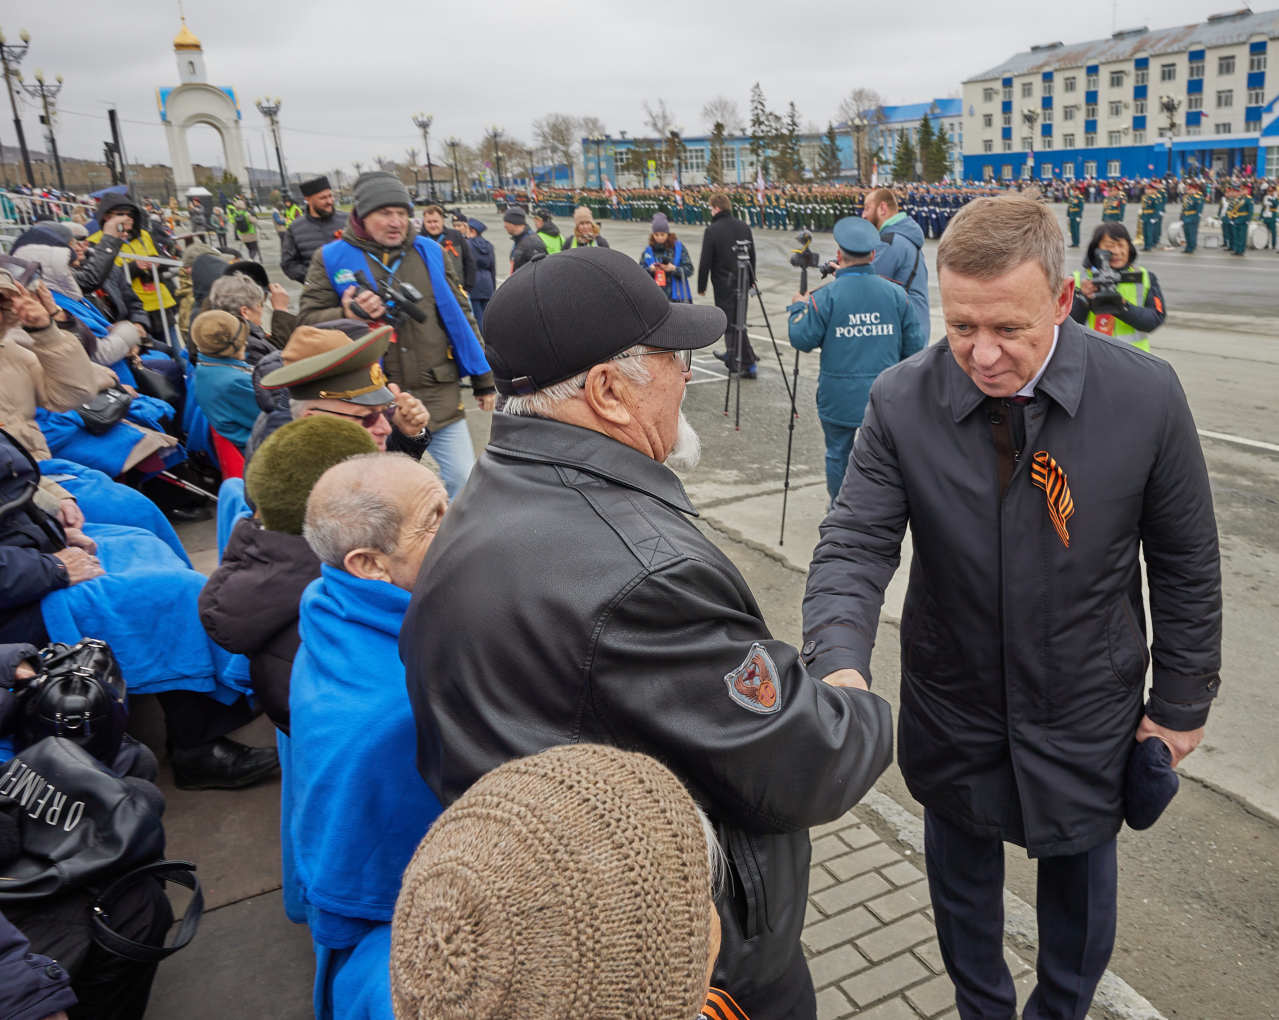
[260,324,395,405]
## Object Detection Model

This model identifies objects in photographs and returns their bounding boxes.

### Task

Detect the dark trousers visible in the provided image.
[923,809,1117,1020]
[155,690,257,749]
[1183,219,1199,253]
[470,297,488,333]
[1068,218,1081,247]
[714,289,758,368]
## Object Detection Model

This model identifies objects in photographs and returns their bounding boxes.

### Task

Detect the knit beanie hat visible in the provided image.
[573,205,595,226]
[390,744,714,1020]
[502,206,526,226]
[190,309,249,358]
[244,415,377,535]
[651,212,670,233]
[353,171,413,218]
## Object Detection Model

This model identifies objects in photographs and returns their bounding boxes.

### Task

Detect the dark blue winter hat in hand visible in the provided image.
[1124,736,1180,830]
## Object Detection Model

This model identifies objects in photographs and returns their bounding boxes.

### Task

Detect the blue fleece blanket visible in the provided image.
[36,394,179,478]
[216,478,252,559]
[283,566,441,953]
[41,522,251,702]
[314,926,395,1020]
[39,458,189,565]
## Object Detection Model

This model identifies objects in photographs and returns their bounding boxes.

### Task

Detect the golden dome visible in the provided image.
[173,19,202,51]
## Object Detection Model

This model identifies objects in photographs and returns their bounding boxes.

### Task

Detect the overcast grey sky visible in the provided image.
[6,0,1241,175]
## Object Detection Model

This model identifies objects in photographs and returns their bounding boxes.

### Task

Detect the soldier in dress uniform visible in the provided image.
[1180,181,1203,254]
[1102,186,1125,223]
[1226,184,1253,256]
[1066,185,1085,248]
[1139,184,1162,252]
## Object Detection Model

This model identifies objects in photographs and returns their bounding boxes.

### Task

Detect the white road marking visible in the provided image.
[1197,429,1279,454]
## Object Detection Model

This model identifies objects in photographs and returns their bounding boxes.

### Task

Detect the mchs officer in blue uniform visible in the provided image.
[788,217,925,502]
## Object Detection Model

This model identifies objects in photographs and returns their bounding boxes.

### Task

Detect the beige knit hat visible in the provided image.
[573,204,596,226]
[390,744,714,1020]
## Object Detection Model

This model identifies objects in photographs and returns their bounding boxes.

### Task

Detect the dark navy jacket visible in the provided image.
[467,235,496,301]
[0,431,66,645]
[871,212,930,346]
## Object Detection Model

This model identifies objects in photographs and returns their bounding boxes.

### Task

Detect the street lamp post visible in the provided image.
[255,97,290,197]
[412,113,436,201]
[1159,96,1181,176]
[488,126,504,190]
[1021,108,1040,179]
[446,137,461,199]
[0,28,34,185]
[21,69,63,190]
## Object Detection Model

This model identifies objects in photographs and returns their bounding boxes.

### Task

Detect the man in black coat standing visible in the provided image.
[803,197,1222,1020]
[280,176,349,283]
[697,192,757,376]
[501,206,547,276]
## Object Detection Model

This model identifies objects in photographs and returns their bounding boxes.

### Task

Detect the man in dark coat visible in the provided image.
[280,176,348,283]
[501,206,547,275]
[420,205,476,292]
[401,249,894,1020]
[697,192,758,375]
[803,196,1222,1020]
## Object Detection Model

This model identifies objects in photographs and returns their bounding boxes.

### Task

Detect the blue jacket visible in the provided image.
[467,235,496,301]
[787,264,924,428]
[871,213,930,346]
[193,355,258,449]
[0,910,77,1020]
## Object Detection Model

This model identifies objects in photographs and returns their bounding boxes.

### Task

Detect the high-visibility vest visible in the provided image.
[1074,266,1150,352]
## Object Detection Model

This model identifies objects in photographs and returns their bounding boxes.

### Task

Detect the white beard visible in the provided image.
[665,411,702,473]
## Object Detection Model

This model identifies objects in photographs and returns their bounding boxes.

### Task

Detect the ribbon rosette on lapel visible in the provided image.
[1030,450,1075,549]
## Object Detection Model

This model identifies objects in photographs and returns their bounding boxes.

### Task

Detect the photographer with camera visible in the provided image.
[1071,223,1166,352]
[697,193,758,376]
[639,213,694,303]
[298,172,494,498]
[787,218,924,502]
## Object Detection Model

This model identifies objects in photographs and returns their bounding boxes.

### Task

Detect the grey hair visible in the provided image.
[501,344,653,417]
[302,452,416,567]
[208,272,265,314]
[936,195,1065,291]
[697,804,727,897]
[289,398,314,419]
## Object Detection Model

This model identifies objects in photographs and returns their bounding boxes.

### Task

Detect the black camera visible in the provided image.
[352,271,428,325]
[789,231,821,271]
[1088,253,1124,314]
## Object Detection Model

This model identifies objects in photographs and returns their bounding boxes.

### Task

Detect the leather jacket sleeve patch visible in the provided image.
[724,642,781,714]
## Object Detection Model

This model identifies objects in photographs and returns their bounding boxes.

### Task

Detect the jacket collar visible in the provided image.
[945,315,1087,422]
[485,415,698,517]
[835,265,873,278]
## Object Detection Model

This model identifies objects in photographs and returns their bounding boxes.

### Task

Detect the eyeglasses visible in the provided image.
[311,402,395,428]
[615,348,694,372]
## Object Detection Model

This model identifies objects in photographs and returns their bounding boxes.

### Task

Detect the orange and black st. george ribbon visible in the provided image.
[702,987,751,1020]
[1030,450,1075,549]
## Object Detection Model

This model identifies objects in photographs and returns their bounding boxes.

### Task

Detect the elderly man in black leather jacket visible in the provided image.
[401,249,893,1020]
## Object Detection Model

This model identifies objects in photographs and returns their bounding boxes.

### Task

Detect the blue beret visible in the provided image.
[833,216,880,256]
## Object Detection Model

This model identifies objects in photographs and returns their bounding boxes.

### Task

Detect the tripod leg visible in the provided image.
[779,347,801,545]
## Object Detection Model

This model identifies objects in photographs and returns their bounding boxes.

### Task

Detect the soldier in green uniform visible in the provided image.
[1180,181,1203,254]
[1260,185,1277,251]
[1066,185,1085,247]
[1227,185,1253,256]
[1139,184,1161,252]
[1101,186,1125,223]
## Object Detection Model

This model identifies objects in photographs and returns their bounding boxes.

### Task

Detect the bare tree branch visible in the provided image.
[701,95,745,134]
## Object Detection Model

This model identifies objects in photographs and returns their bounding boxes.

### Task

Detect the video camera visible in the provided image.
[351,270,428,325]
[1087,252,1124,314]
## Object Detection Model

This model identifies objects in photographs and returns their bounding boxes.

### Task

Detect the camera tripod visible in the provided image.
[720,240,804,546]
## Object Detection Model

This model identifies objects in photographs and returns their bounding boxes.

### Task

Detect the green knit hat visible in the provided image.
[245,416,378,535]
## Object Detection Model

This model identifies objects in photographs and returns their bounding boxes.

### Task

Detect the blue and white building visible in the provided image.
[580,133,848,189]
[962,7,1279,182]
[870,100,965,182]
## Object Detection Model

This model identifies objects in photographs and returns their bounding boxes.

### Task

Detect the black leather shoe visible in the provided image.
[170,737,280,791]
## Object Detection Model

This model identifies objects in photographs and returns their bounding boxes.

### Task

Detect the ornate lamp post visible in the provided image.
[21,68,63,190]
[446,136,461,199]
[1021,107,1040,178]
[488,126,504,189]
[0,27,34,185]
[412,113,436,201]
[255,97,289,196]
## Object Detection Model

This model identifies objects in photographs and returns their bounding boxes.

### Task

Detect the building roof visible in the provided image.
[174,18,203,51]
[965,6,1279,82]
[878,99,963,123]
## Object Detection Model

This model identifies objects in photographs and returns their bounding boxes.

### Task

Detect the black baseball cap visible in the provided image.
[484,247,727,396]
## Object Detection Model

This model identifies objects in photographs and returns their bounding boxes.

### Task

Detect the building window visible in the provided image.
[1084,160,1098,176]
[1002,112,1012,127]
[1160,63,1177,82]
[1063,133,1076,147]
[1085,133,1097,147]
[1186,124,1202,136]
[1109,70,1124,87]
[723,148,737,170]
[983,138,993,152]
[1134,99,1146,115]
[1214,121,1232,134]
[1086,103,1098,118]
[1041,162,1053,177]
[1218,55,1235,75]
[1245,116,1261,132]
[1002,85,1012,101]
[1021,164,1032,179]
[983,87,996,102]
[1087,73,1099,89]
[1064,76,1077,92]
[187,60,195,75]
[1041,138,1053,150]
[1002,164,1013,179]
[983,164,995,180]
[983,113,993,128]
[1249,53,1267,72]
[1189,60,1204,79]
[1248,88,1265,105]
[1021,81,1034,98]
[1107,159,1121,176]
[1188,94,1203,111]
[1021,136,1033,149]
[1268,147,1279,176]
[1063,106,1076,121]
[1108,100,1124,117]
[1043,81,1053,97]
[1133,131,1145,144]
[1042,108,1052,122]
[1135,69,1148,85]
[1063,163,1076,179]
[1217,89,1233,108]
[1002,140,1012,152]
[683,147,707,173]
[1108,130,1123,145]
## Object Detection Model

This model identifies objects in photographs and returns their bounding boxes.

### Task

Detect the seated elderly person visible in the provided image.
[199,415,378,733]
[249,324,430,462]
[281,452,447,1020]
[191,309,260,451]
[0,428,277,790]
[206,267,297,366]
[390,745,732,1020]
